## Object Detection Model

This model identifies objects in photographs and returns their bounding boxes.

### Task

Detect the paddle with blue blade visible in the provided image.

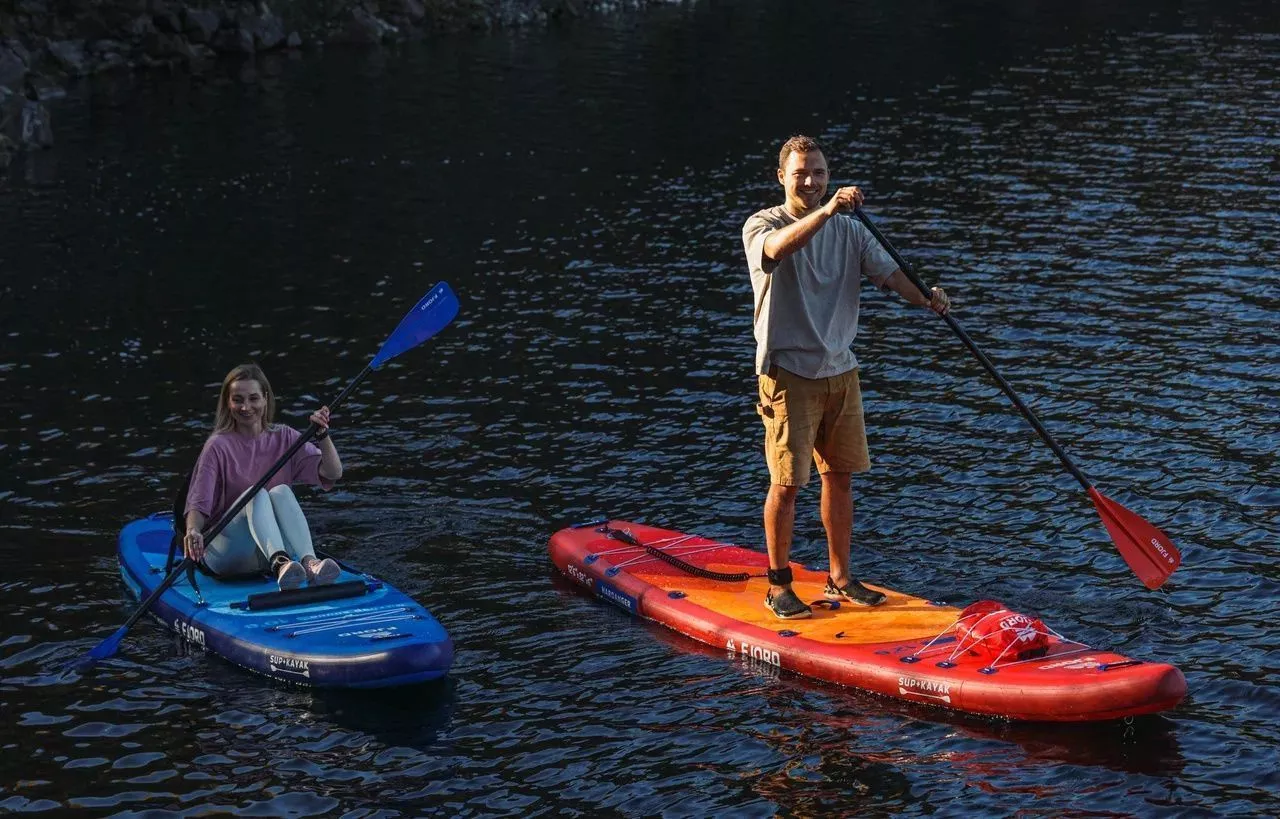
[853,208,1180,589]
[75,282,461,668]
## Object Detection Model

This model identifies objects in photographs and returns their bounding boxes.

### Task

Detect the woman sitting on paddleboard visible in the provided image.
[181,363,343,590]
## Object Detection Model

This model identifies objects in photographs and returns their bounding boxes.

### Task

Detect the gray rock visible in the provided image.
[0,45,26,92]
[126,15,158,39]
[20,98,53,148]
[339,7,399,45]
[47,39,89,75]
[89,39,129,55]
[209,28,236,52]
[93,51,130,73]
[211,26,256,54]
[183,9,221,44]
[74,13,114,42]
[286,31,301,48]
[154,10,184,34]
[5,40,32,66]
[241,10,286,52]
[400,0,426,23]
[30,79,66,100]
[144,30,198,60]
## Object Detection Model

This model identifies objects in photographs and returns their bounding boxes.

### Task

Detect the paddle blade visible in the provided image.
[75,625,128,669]
[371,282,460,370]
[1088,487,1181,589]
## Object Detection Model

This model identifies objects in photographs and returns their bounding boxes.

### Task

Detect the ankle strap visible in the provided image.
[767,566,793,586]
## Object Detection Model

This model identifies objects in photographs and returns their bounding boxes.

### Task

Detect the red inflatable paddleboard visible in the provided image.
[548,520,1185,722]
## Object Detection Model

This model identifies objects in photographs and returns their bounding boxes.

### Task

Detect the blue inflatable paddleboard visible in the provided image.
[118,514,453,688]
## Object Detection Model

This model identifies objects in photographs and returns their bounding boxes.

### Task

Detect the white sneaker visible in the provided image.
[303,555,339,586]
[276,559,306,590]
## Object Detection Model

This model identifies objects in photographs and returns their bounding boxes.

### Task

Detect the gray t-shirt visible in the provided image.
[743,206,898,379]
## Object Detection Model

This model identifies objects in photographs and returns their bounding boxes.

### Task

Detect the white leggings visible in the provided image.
[204,484,317,576]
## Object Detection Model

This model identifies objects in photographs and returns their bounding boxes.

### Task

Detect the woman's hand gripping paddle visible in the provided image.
[854,208,1180,589]
[74,282,461,669]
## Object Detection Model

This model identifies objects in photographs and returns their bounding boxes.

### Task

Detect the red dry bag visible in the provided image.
[955,600,1050,664]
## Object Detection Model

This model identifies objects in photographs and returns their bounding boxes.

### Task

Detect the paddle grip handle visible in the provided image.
[852,207,1092,492]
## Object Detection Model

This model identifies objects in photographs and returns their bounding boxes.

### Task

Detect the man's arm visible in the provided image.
[762,186,864,262]
[884,269,951,315]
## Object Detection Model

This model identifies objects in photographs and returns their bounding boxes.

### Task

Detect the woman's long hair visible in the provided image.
[213,363,276,434]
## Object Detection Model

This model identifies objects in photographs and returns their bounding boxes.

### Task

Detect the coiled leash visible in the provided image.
[598,523,754,583]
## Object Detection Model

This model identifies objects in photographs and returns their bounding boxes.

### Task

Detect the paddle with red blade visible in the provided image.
[853,207,1180,589]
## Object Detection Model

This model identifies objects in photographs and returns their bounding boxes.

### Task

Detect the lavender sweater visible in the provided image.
[185,426,332,522]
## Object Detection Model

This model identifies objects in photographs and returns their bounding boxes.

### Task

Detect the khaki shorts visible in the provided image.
[757,366,870,487]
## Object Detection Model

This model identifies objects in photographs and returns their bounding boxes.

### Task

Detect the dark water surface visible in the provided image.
[2,0,1278,814]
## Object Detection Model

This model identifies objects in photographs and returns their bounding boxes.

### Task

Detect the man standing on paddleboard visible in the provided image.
[742,134,951,620]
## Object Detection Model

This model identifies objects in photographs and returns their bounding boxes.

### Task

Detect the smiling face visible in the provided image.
[226,379,267,434]
[212,363,276,434]
[778,149,829,216]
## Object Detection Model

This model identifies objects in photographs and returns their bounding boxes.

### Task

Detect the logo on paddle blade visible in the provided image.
[1151,538,1174,564]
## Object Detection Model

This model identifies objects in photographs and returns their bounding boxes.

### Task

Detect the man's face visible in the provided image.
[778,150,829,214]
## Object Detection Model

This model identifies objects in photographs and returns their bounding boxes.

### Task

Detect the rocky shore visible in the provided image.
[0,0,682,165]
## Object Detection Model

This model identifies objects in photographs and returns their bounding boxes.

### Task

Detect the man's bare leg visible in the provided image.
[820,471,853,587]
[765,483,800,595]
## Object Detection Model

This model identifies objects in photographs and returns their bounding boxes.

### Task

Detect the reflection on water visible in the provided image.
[1,0,1278,814]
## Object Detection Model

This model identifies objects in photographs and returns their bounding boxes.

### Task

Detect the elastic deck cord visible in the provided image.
[599,524,755,583]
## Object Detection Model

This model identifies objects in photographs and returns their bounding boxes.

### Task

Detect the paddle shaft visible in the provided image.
[853,207,1092,492]
[118,365,375,634]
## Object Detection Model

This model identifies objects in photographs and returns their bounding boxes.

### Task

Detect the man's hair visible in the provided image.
[778,135,823,169]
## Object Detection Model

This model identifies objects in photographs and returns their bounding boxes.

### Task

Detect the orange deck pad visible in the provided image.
[629,566,961,646]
